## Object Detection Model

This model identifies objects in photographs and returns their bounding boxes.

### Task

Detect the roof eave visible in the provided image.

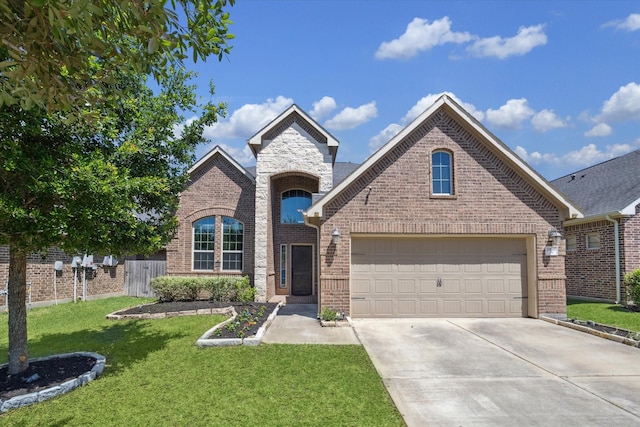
[563,211,631,227]
[188,145,255,183]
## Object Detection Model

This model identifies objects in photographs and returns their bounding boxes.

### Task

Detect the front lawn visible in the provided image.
[567,298,640,333]
[0,297,403,426]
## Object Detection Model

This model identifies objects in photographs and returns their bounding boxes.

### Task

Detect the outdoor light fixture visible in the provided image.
[548,228,563,247]
[331,227,340,245]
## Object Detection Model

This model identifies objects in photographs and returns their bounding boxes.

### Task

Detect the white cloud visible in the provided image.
[203,96,294,140]
[369,92,484,152]
[368,123,403,152]
[603,13,640,31]
[584,123,612,137]
[516,142,639,168]
[375,17,474,60]
[485,98,535,130]
[467,25,547,59]
[172,115,199,139]
[531,109,568,132]
[310,96,337,120]
[324,102,377,130]
[597,82,640,123]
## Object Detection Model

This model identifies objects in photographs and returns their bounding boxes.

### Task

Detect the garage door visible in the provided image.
[351,237,528,318]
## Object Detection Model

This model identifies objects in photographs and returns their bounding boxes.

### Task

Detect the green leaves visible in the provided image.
[0,0,235,116]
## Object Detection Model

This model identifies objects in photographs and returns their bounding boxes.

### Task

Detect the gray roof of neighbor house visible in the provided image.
[551,149,640,216]
[244,162,361,187]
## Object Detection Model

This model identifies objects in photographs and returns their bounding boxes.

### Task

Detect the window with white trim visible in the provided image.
[193,217,215,270]
[566,235,576,251]
[222,217,243,271]
[432,151,452,195]
[586,233,600,250]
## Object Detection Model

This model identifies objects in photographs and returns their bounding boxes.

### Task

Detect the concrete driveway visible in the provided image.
[353,318,640,426]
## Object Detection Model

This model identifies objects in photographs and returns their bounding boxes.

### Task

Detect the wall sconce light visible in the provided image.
[331,227,340,245]
[548,228,563,247]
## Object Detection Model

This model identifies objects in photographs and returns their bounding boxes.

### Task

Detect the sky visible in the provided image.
[182,0,640,180]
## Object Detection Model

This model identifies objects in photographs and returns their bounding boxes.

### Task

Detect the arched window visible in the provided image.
[281,189,312,223]
[222,217,243,271]
[432,151,452,195]
[193,217,215,270]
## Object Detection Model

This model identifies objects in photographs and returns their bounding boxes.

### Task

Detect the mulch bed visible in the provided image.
[114,300,279,339]
[0,356,96,401]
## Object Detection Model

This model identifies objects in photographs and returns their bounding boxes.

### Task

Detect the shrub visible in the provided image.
[320,307,338,321]
[150,275,255,303]
[234,276,256,303]
[625,267,640,305]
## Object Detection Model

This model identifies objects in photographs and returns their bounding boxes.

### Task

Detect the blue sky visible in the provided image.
[183,0,639,180]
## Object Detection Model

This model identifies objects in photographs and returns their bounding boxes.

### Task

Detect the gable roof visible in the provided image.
[247,104,339,163]
[551,149,640,217]
[305,94,582,222]
[188,145,255,183]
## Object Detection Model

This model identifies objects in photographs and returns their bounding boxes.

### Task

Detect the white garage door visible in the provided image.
[351,237,528,318]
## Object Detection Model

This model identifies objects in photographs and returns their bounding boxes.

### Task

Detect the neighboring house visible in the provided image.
[551,150,640,303]
[167,95,582,319]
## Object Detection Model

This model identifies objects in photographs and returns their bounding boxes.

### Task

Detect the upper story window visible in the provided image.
[222,217,243,271]
[566,235,577,251]
[281,189,312,224]
[432,151,452,195]
[586,232,600,250]
[193,217,215,270]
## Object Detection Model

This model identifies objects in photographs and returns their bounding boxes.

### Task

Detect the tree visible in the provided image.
[0,57,225,374]
[0,0,234,113]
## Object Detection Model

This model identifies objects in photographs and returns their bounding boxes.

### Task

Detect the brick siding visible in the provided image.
[318,109,566,317]
[166,152,256,281]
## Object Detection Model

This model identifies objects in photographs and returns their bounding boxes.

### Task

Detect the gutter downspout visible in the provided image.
[605,215,621,304]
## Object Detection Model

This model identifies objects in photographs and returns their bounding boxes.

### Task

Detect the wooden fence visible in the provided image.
[124,260,166,297]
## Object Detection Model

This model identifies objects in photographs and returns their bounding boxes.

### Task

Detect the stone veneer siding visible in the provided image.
[166,153,255,281]
[254,121,333,301]
[317,109,567,317]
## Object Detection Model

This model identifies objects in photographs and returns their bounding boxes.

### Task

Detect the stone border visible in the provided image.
[0,352,106,413]
[197,302,282,347]
[541,316,640,348]
[320,317,353,327]
[105,303,235,320]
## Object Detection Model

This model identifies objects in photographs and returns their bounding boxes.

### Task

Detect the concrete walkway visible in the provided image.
[262,304,360,345]
[353,318,640,427]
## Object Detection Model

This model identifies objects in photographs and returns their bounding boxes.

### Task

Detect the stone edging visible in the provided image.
[320,317,353,327]
[106,303,235,320]
[197,303,282,347]
[541,316,640,348]
[0,352,106,413]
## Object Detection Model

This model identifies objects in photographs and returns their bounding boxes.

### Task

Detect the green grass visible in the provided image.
[0,297,403,426]
[567,298,640,333]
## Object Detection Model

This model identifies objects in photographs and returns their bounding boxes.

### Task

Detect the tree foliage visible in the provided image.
[0,0,234,112]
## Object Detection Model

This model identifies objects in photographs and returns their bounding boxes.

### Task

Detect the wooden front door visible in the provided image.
[291,245,313,296]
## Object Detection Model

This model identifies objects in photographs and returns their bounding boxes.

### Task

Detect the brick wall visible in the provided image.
[0,247,124,306]
[564,220,618,301]
[166,152,255,281]
[318,109,566,317]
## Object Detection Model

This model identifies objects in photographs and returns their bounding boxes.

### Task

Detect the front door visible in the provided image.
[291,245,313,296]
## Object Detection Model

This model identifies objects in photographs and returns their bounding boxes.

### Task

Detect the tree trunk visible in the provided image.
[7,240,29,375]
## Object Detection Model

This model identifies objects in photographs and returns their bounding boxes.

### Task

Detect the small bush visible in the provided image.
[150,275,255,303]
[320,307,338,321]
[625,267,640,304]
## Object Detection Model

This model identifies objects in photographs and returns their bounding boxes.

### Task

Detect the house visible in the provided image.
[551,150,640,303]
[167,95,582,319]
